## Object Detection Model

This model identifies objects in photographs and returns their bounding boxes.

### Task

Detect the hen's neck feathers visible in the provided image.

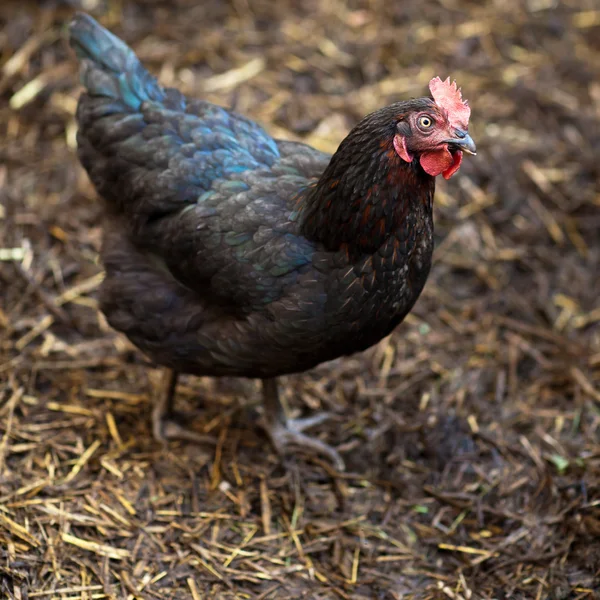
[299,100,435,257]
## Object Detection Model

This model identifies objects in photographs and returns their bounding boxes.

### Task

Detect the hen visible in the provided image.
[69,14,475,469]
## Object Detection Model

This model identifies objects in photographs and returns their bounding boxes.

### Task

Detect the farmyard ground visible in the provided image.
[1,0,599,598]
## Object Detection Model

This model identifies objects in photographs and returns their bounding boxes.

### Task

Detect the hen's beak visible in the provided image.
[445,130,477,156]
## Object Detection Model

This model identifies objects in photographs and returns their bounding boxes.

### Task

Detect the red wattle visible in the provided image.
[419,146,463,179]
[442,150,462,179]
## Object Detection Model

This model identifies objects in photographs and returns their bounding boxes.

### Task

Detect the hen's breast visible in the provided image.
[315,201,434,357]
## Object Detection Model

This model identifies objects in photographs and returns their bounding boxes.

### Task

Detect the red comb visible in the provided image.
[429,76,470,130]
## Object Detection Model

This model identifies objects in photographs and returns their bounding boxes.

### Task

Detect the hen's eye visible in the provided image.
[418,116,433,128]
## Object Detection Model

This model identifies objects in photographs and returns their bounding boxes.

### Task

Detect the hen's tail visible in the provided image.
[69,12,165,111]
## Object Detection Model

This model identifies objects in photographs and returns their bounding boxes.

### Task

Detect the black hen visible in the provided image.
[69,13,476,469]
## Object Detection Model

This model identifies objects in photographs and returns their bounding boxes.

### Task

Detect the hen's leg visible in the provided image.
[152,370,216,445]
[261,378,344,470]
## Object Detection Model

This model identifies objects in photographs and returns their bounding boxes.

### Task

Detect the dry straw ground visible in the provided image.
[1,0,599,598]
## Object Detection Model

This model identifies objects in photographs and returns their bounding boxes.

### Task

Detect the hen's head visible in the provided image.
[393,77,475,180]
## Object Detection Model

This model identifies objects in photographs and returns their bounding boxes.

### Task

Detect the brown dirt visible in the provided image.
[1,0,599,598]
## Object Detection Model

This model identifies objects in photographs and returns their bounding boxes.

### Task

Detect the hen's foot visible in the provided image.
[152,413,217,445]
[151,370,216,446]
[265,415,345,471]
[261,378,344,471]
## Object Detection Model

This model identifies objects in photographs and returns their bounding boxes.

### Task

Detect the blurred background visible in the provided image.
[1,0,599,598]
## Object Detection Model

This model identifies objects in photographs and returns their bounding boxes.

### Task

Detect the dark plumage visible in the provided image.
[69,14,475,469]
